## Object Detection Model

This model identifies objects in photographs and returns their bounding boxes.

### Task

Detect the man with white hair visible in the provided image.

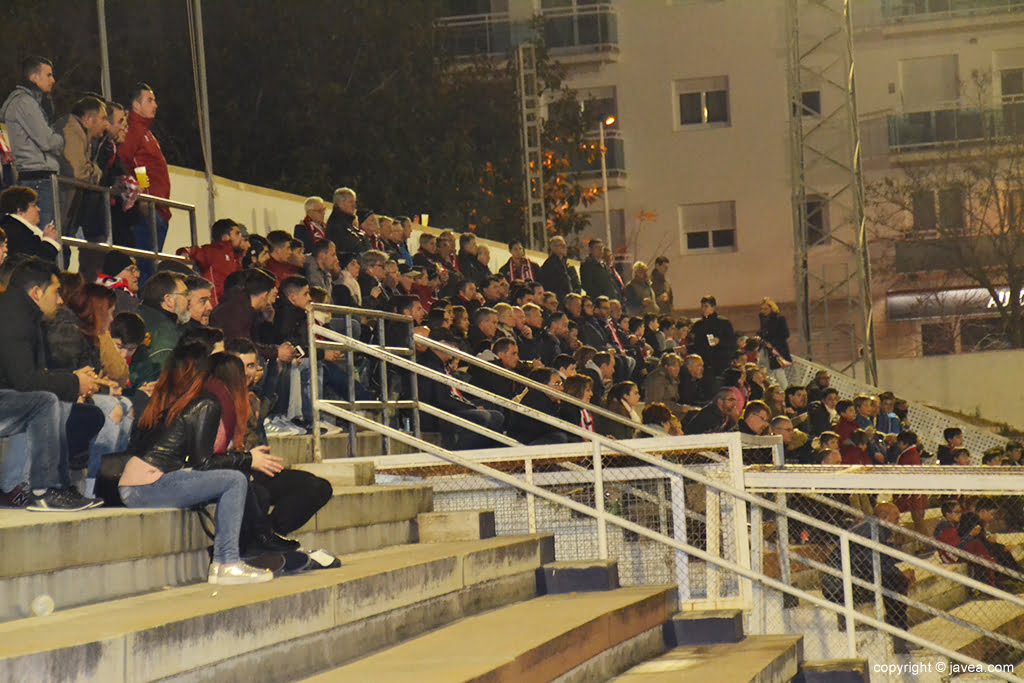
[294,196,329,253]
[325,187,367,255]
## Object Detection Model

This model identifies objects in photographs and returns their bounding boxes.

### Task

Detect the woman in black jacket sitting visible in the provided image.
[508,367,569,445]
[118,341,272,585]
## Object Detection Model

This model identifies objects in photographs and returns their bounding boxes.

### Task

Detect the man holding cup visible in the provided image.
[118,83,169,281]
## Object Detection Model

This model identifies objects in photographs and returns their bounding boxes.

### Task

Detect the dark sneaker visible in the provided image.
[63,487,103,510]
[26,488,92,512]
[0,483,31,508]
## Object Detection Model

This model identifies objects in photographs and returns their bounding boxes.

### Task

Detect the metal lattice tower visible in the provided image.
[516,43,546,251]
[786,0,877,383]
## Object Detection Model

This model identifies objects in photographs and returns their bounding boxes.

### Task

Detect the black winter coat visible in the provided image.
[128,394,222,473]
[0,288,79,401]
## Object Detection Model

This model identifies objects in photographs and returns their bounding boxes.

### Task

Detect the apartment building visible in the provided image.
[438,0,1024,363]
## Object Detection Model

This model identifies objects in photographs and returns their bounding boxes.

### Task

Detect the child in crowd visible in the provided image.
[936,427,963,465]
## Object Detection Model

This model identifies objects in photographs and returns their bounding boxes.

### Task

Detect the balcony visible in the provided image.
[880,0,1024,22]
[542,3,618,61]
[435,4,617,62]
[886,102,1024,152]
[569,133,625,175]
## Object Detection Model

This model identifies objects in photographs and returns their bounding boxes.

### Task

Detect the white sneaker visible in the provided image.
[264,416,305,435]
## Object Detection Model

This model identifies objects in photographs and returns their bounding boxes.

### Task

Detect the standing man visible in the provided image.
[0,57,63,229]
[650,256,674,314]
[118,83,169,281]
[580,239,618,299]
[538,236,579,300]
[325,187,366,255]
[58,96,108,236]
[294,196,329,253]
[689,295,736,392]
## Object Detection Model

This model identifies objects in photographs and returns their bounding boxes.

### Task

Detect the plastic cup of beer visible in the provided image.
[134,166,149,189]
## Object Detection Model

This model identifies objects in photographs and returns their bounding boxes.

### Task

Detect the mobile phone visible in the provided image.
[294,345,306,358]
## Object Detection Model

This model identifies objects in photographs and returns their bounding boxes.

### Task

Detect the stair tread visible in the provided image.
[910,599,1024,650]
[303,585,675,682]
[612,635,803,681]
[0,534,547,659]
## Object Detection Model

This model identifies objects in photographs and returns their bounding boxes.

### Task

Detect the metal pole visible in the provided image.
[345,314,357,457]
[189,0,217,225]
[593,440,608,560]
[870,518,884,623]
[97,0,111,100]
[308,310,323,463]
[750,504,764,635]
[600,121,612,250]
[840,534,858,657]
[524,457,537,534]
[377,317,390,455]
[51,174,64,270]
[408,321,421,439]
[706,488,721,602]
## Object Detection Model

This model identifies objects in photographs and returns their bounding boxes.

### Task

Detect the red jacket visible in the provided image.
[265,256,299,285]
[118,112,170,220]
[177,240,240,304]
[840,444,871,466]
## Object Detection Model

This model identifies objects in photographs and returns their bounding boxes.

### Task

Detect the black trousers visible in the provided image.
[251,469,333,535]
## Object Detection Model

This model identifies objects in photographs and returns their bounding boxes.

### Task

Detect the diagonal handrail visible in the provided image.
[314,396,1024,682]
[308,322,1024,675]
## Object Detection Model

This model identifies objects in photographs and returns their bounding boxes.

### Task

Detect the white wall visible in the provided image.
[877,349,1024,429]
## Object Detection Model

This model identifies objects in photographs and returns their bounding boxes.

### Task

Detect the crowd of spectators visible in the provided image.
[2,54,1021,593]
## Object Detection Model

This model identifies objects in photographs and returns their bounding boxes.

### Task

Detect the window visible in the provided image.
[1001,67,1024,135]
[911,187,963,233]
[581,86,618,130]
[806,195,829,245]
[675,76,729,128]
[679,201,736,253]
[584,209,626,251]
[793,90,821,118]
[921,323,955,356]
[899,55,958,111]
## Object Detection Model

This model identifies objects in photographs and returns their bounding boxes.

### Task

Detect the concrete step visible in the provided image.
[0,483,432,622]
[0,534,555,682]
[794,659,869,682]
[664,609,744,646]
[611,634,803,683]
[910,599,1024,665]
[417,510,496,543]
[537,559,620,595]
[292,459,375,486]
[269,431,441,465]
[304,585,678,682]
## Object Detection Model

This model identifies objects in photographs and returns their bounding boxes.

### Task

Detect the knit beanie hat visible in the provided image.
[103,251,136,276]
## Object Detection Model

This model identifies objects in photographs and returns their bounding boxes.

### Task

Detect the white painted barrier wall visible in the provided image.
[877,350,1024,431]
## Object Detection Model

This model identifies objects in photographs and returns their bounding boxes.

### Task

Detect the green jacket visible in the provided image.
[130,304,182,386]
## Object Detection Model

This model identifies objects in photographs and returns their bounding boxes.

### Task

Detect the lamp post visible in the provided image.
[599,116,616,251]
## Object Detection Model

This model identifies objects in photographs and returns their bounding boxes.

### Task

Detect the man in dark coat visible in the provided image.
[684,389,737,434]
[689,295,736,389]
[324,187,367,256]
[456,234,491,285]
[580,239,618,299]
[537,236,579,300]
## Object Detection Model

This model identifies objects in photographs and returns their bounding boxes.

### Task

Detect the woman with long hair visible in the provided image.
[598,381,641,439]
[757,297,792,387]
[46,282,134,498]
[118,341,272,584]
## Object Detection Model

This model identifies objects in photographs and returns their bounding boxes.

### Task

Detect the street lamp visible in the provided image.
[599,116,616,251]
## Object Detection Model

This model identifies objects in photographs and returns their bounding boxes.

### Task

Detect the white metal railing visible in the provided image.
[306,315,1024,678]
[785,354,1008,462]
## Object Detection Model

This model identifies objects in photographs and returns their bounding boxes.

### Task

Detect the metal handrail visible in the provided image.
[413,331,677,443]
[307,323,1024,675]
[50,173,198,266]
[313,396,1024,681]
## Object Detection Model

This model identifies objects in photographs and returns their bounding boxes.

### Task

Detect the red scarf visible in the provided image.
[303,215,326,243]
[580,407,594,432]
[505,258,535,283]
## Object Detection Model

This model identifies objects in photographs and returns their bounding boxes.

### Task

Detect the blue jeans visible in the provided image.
[21,176,56,230]
[299,358,372,422]
[87,394,133,478]
[120,468,248,564]
[133,206,169,283]
[0,390,62,491]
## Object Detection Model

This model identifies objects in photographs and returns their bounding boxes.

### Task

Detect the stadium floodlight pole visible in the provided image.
[599,116,615,250]
[97,0,111,100]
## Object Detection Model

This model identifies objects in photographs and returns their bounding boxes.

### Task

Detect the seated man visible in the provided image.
[0,257,104,510]
[95,251,141,313]
[958,498,1024,590]
[264,230,300,284]
[418,329,504,450]
[176,218,243,303]
[821,502,914,650]
[936,427,964,466]
[130,271,189,387]
[685,389,738,435]
[224,338,334,537]
[642,353,687,421]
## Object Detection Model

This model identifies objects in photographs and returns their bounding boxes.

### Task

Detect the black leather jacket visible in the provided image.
[128,394,251,473]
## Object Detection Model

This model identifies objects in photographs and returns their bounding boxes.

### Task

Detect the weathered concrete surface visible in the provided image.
[292,459,375,486]
[300,485,432,533]
[794,659,869,683]
[612,635,803,683]
[554,626,665,683]
[417,510,496,543]
[306,585,678,682]
[0,535,553,682]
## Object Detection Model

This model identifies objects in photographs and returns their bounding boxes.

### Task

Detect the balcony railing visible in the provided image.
[880,0,1024,21]
[435,4,617,58]
[886,102,1024,151]
[542,3,617,52]
[570,134,625,176]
